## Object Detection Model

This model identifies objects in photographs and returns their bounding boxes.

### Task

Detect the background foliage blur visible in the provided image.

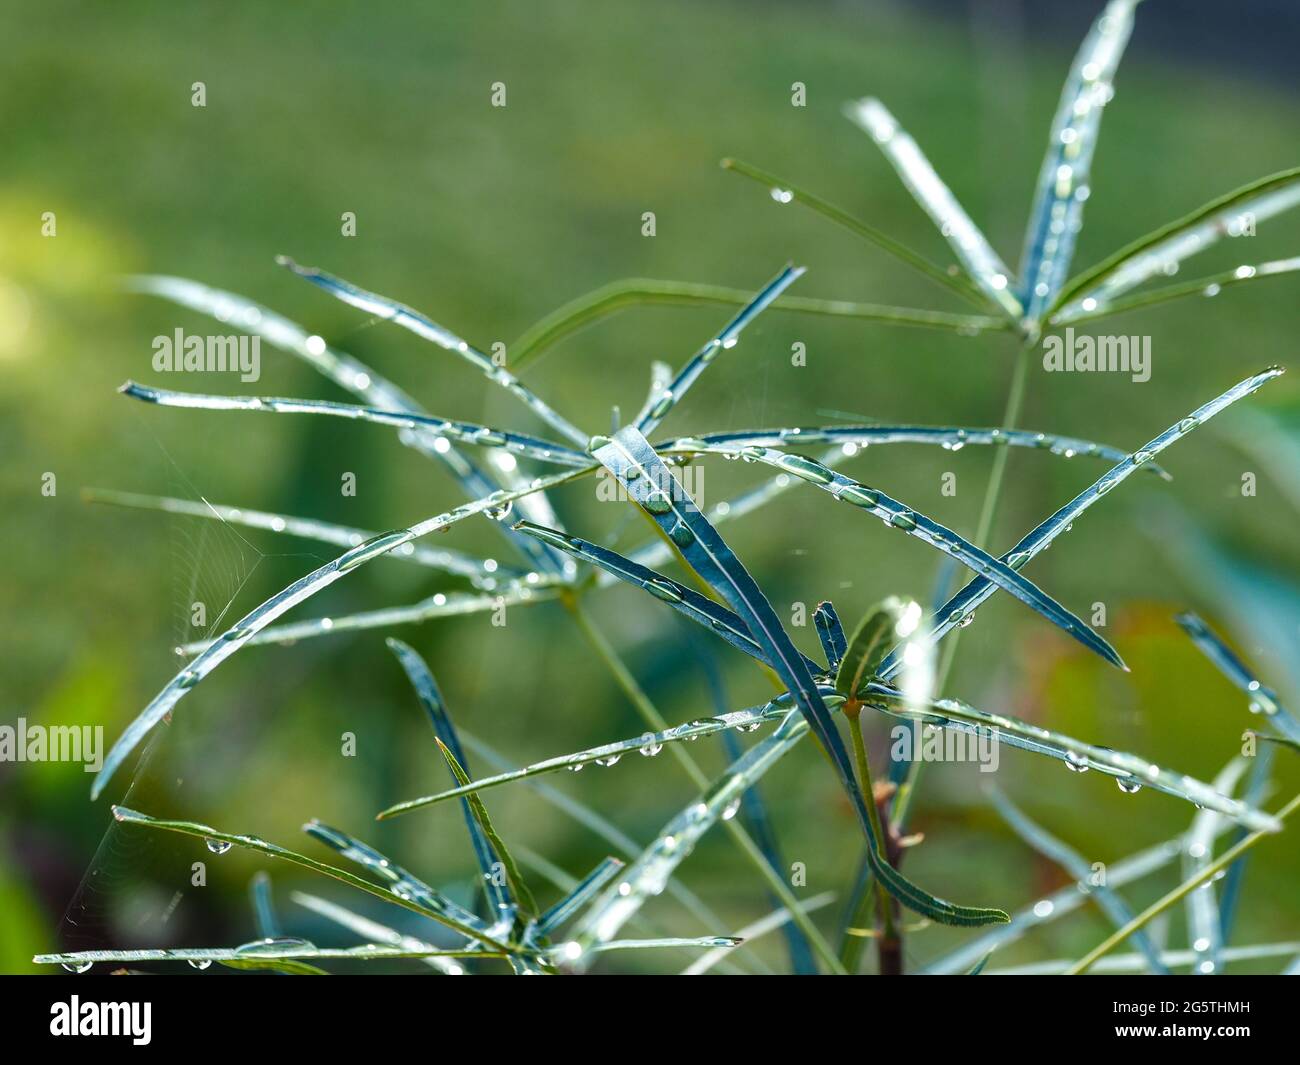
[2,0,1297,973]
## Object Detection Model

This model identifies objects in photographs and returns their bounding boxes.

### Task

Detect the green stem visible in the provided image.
[1067,793,1300,975]
[846,705,900,974]
[892,335,1037,830]
[563,594,848,975]
[510,279,1008,370]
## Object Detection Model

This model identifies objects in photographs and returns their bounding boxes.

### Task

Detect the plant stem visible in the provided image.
[562,594,848,975]
[892,334,1037,830]
[1067,793,1300,975]
[846,702,901,974]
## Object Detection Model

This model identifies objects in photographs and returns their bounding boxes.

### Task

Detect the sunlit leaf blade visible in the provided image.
[536,858,624,935]
[836,598,909,699]
[511,278,1005,371]
[572,709,813,957]
[1175,611,1300,743]
[882,367,1284,681]
[1018,0,1140,317]
[987,785,1166,973]
[107,806,513,951]
[633,360,674,425]
[1067,794,1300,974]
[125,273,565,576]
[989,941,1300,976]
[84,487,520,590]
[387,638,526,921]
[624,448,846,576]
[1182,760,1249,976]
[680,891,836,976]
[119,381,589,468]
[844,98,1022,319]
[458,731,736,942]
[813,601,848,671]
[513,519,822,672]
[300,820,485,933]
[660,424,1167,477]
[436,739,538,920]
[277,256,588,448]
[659,439,1124,670]
[34,942,491,973]
[595,428,1007,926]
[863,682,1279,831]
[292,891,467,974]
[378,692,798,818]
[1054,256,1300,326]
[183,582,559,655]
[966,951,995,976]
[633,265,804,436]
[926,830,1207,974]
[91,463,592,800]
[718,726,818,975]
[583,937,743,955]
[720,157,993,309]
[1051,167,1300,320]
[249,871,282,939]
[1218,745,1275,944]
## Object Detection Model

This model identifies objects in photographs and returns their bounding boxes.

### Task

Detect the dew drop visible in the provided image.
[1116,777,1143,795]
[62,960,93,974]
[205,838,232,855]
[644,579,684,604]
[188,959,213,970]
[1065,750,1090,773]
[836,485,879,509]
[721,797,742,821]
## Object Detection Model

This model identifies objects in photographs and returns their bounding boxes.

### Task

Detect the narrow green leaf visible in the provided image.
[106,806,513,951]
[301,820,486,933]
[277,257,588,447]
[1053,256,1300,326]
[387,638,523,921]
[536,858,624,935]
[119,381,590,468]
[1018,0,1141,317]
[836,598,911,698]
[633,265,803,436]
[813,601,848,671]
[378,691,799,819]
[1176,611,1300,743]
[1051,168,1300,319]
[845,98,1022,319]
[884,367,1284,682]
[436,739,539,917]
[658,424,1167,477]
[657,439,1125,670]
[721,157,993,309]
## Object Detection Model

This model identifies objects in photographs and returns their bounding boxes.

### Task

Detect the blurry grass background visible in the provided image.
[2,0,1298,973]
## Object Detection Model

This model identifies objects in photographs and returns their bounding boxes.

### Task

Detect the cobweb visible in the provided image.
[54,419,287,966]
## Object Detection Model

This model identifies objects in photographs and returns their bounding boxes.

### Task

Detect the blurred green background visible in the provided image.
[2,0,1298,974]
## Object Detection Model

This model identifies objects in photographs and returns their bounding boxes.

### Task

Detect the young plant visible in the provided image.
[41,0,1299,975]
